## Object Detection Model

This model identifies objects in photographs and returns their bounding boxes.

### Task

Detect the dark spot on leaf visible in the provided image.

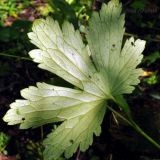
[131,42,135,46]
[70,139,74,144]
[89,75,91,78]
[112,44,115,48]
[22,118,25,121]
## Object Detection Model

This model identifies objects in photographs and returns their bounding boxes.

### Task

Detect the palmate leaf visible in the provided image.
[44,100,106,159]
[87,2,145,95]
[3,1,146,159]
[4,82,105,129]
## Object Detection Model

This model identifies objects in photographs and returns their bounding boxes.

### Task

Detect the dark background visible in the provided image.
[0,0,160,159]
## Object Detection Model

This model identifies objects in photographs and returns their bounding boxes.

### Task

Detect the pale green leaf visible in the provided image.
[28,17,106,97]
[44,101,106,160]
[87,2,145,95]
[4,82,104,129]
[3,1,146,159]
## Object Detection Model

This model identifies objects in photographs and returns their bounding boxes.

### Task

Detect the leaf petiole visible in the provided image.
[107,105,160,149]
[0,52,32,61]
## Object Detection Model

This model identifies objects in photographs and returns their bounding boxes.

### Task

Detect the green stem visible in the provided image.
[107,105,160,149]
[0,52,32,61]
[131,121,160,149]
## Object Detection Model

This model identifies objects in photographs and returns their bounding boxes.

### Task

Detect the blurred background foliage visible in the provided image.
[0,0,160,160]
